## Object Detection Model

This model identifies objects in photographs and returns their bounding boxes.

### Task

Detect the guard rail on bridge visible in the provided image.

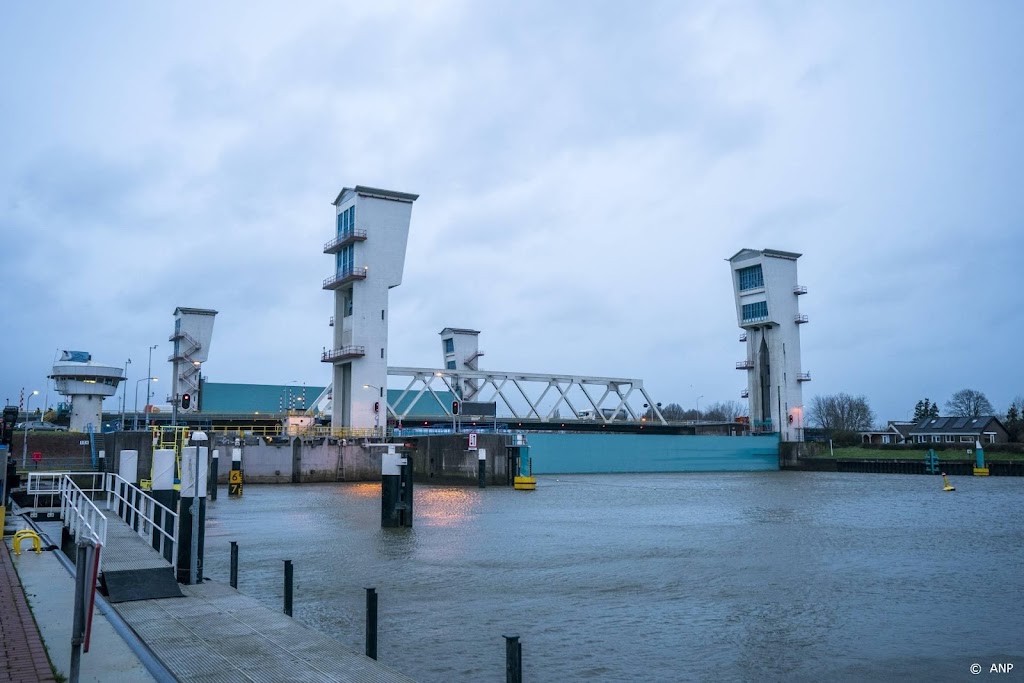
[26,472,178,570]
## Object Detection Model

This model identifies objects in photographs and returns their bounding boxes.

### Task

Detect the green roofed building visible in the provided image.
[200,383,325,415]
[199,382,454,418]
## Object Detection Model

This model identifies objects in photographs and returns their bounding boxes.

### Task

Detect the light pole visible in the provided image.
[22,389,39,468]
[696,395,704,418]
[192,361,202,413]
[145,344,158,429]
[120,359,131,429]
[363,384,382,435]
[134,377,157,430]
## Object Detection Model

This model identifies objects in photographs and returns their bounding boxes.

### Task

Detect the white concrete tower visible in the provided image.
[323,185,418,431]
[440,327,483,400]
[50,351,125,432]
[728,249,809,442]
[168,307,217,412]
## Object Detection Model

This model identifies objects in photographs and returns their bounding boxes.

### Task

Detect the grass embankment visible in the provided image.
[826,447,1024,461]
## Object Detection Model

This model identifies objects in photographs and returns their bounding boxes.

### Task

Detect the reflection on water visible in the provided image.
[202,473,1024,683]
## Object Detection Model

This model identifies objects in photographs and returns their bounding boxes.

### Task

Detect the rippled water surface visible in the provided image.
[202,473,1024,682]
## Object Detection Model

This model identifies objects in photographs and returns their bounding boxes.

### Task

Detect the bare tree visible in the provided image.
[654,403,688,421]
[702,400,748,421]
[807,393,875,432]
[945,389,994,417]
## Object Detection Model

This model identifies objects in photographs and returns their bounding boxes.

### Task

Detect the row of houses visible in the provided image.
[860,415,1010,445]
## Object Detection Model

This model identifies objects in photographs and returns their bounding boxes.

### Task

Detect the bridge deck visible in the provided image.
[78,513,414,681]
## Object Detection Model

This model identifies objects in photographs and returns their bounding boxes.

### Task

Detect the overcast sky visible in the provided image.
[2,1,1022,424]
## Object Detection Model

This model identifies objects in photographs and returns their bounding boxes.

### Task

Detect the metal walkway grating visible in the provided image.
[114,581,415,682]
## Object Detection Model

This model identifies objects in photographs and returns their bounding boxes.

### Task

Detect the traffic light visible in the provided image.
[452,400,460,415]
[181,393,191,410]
[373,401,380,414]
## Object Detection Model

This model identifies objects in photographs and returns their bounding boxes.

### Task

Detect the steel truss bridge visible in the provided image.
[385,367,668,425]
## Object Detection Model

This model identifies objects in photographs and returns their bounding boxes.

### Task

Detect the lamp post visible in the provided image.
[22,389,39,468]
[192,361,201,412]
[363,384,382,435]
[696,395,704,417]
[134,378,157,430]
[145,344,157,429]
[120,359,131,429]
[190,430,207,585]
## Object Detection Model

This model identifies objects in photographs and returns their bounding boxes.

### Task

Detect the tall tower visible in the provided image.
[169,307,217,413]
[440,327,483,400]
[728,249,809,441]
[323,185,418,431]
[50,351,125,432]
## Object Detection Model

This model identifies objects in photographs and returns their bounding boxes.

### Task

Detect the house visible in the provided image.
[860,421,914,445]
[908,416,1009,446]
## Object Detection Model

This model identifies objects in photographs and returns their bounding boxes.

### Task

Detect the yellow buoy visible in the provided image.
[941,472,955,492]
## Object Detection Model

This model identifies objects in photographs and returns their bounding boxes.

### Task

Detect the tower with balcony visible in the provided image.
[440,327,483,400]
[168,307,217,412]
[728,249,809,441]
[323,185,418,431]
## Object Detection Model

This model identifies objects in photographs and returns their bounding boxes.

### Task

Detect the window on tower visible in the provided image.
[738,265,764,291]
[443,338,454,354]
[741,301,769,322]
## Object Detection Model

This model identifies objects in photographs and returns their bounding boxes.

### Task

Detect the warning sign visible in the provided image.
[468,432,478,451]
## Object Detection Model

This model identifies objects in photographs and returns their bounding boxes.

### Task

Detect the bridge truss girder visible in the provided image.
[386,367,667,425]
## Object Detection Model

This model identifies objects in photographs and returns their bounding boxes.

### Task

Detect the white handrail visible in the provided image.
[104,473,179,571]
[57,475,108,564]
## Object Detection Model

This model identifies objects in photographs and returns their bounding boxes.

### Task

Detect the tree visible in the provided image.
[945,389,994,417]
[808,393,875,432]
[913,398,939,422]
[658,403,688,421]
[1005,397,1024,442]
[702,400,748,421]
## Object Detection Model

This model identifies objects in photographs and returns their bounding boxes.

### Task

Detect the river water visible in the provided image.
[201,472,1023,682]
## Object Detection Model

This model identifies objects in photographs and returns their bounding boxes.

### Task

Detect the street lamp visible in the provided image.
[192,361,201,413]
[363,384,382,434]
[22,389,39,468]
[145,344,158,429]
[696,395,704,417]
[134,377,157,430]
[120,358,131,429]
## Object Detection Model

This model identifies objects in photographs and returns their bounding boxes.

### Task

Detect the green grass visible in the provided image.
[821,447,1024,461]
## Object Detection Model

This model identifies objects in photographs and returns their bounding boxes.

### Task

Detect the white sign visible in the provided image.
[468,432,478,451]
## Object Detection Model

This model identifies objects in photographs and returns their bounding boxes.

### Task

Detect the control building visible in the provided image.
[439,327,483,400]
[50,351,125,432]
[728,249,809,442]
[168,307,217,412]
[322,185,418,431]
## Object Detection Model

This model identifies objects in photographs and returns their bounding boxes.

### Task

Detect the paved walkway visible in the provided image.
[0,537,57,683]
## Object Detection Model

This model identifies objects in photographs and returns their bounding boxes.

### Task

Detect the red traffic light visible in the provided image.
[181,393,191,410]
[452,400,460,415]
[373,401,380,414]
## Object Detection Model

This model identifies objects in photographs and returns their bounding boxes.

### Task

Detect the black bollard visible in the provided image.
[209,450,219,501]
[284,560,293,616]
[365,587,378,660]
[504,634,522,683]
[229,541,238,589]
[478,448,487,488]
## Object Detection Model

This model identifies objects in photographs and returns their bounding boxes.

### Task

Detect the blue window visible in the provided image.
[443,338,454,354]
[738,265,764,291]
[446,360,456,369]
[742,301,768,322]
[337,205,356,236]
[337,245,354,274]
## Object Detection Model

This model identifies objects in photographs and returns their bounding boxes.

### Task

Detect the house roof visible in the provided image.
[909,415,1005,434]
[439,327,480,336]
[726,248,802,263]
[332,185,419,206]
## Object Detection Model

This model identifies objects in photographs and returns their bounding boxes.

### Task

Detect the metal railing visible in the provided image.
[105,473,179,570]
[58,474,108,555]
[323,229,367,252]
[322,265,368,289]
[321,346,366,362]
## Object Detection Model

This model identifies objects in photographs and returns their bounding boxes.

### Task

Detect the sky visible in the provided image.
[2,1,1022,425]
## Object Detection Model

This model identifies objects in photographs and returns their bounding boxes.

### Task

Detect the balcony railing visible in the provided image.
[793,285,808,295]
[323,229,367,254]
[739,332,748,342]
[741,388,749,398]
[321,346,366,363]
[794,314,809,324]
[736,360,755,370]
[323,266,368,290]
[796,372,811,382]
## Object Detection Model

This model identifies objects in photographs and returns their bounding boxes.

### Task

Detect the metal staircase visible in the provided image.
[169,330,203,398]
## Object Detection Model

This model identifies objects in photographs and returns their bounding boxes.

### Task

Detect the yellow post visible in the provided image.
[13,529,42,555]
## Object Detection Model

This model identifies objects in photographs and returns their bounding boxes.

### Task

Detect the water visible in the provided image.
[201,473,1024,682]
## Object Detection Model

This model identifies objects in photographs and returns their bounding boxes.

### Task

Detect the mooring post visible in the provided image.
[365,587,378,660]
[209,449,219,501]
[70,542,89,683]
[503,634,522,683]
[229,541,238,589]
[284,559,293,616]
[478,447,487,488]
